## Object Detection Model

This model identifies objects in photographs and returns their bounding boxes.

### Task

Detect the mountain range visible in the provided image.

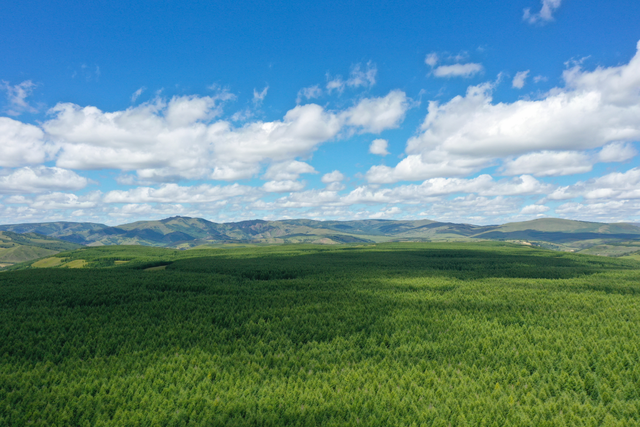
[1,216,640,266]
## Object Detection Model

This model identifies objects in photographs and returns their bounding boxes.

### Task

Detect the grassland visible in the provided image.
[0,231,82,267]
[1,243,640,426]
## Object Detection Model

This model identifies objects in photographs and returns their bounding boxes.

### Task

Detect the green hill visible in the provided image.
[0,231,83,267]
[2,216,640,256]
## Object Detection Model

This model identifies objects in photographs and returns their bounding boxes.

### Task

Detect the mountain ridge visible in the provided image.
[1,217,640,257]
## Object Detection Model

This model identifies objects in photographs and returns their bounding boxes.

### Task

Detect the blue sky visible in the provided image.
[1,0,640,225]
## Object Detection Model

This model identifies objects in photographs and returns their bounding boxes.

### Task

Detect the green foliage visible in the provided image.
[1,243,640,426]
[0,231,82,266]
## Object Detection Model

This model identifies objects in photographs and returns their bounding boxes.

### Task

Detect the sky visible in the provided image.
[1,0,640,226]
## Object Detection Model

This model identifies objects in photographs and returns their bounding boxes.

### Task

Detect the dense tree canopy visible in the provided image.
[1,243,639,426]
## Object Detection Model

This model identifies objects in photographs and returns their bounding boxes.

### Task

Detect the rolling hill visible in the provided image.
[0,231,83,267]
[2,217,640,256]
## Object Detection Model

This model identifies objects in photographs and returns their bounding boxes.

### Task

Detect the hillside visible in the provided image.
[2,216,640,256]
[0,231,83,267]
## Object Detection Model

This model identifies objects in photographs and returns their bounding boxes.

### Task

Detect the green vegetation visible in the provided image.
[1,243,640,426]
[3,217,640,254]
[0,231,82,267]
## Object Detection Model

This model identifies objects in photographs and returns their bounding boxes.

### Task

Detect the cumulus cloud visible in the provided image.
[1,80,38,115]
[0,166,88,194]
[555,200,640,222]
[346,175,551,205]
[321,170,345,183]
[597,142,637,163]
[258,174,551,211]
[262,180,306,193]
[524,0,562,24]
[104,183,256,204]
[341,90,409,133]
[370,206,401,219]
[0,117,52,167]
[433,63,483,78]
[29,192,102,210]
[263,161,317,181]
[512,70,530,89]
[106,203,192,219]
[501,143,637,177]
[520,204,550,215]
[369,139,390,156]
[548,168,640,202]
[501,151,593,176]
[5,192,103,212]
[38,90,408,183]
[370,41,640,183]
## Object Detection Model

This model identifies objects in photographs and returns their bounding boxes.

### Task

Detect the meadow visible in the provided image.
[1,242,640,426]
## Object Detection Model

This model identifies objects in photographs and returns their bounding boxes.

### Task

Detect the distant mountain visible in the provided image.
[474,218,640,242]
[0,231,82,267]
[2,216,640,256]
[0,221,109,244]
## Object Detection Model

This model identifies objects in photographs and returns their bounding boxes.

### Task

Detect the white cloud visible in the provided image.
[341,90,409,133]
[1,80,38,115]
[263,180,306,193]
[327,62,377,94]
[425,53,439,67]
[555,200,640,222]
[417,195,523,223]
[548,167,640,201]
[0,166,88,194]
[347,62,377,88]
[597,142,637,163]
[326,77,345,94]
[297,85,322,103]
[369,206,401,219]
[263,161,317,181]
[29,192,102,210]
[42,90,407,183]
[321,170,345,183]
[524,0,562,24]
[260,174,551,211]
[131,87,146,103]
[369,139,390,156]
[103,183,255,204]
[512,70,530,89]
[433,63,483,78]
[253,86,269,105]
[107,203,190,219]
[326,182,345,191]
[520,204,550,215]
[370,41,640,183]
[5,191,102,211]
[348,174,551,205]
[501,143,637,177]
[365,151,491,183]
[0,117,52,167]
[501,151,593,176]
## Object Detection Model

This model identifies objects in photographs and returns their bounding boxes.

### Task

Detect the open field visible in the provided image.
[1,243,640,426]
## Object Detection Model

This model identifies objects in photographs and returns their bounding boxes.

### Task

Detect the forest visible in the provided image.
[1,242,640,426]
